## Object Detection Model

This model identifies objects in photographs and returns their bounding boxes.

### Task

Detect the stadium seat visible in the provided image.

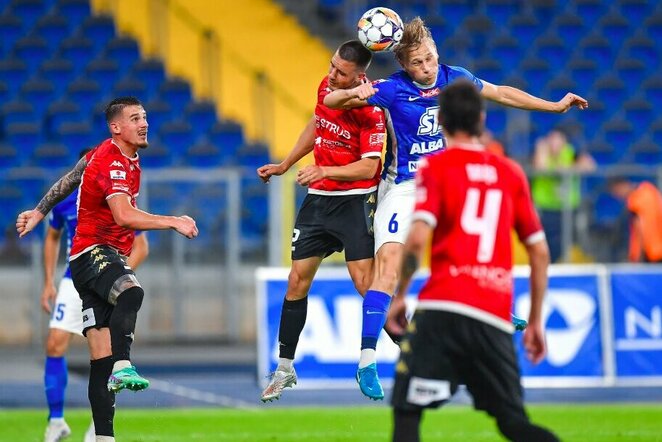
[159,78,192,113]
[0,14,23,57]
[185,100,218,136]
[463,15,493,59]
[44,98,81,137]
[0,185,24,228]
[80,14,115,57]
[581,100,606,132]
[574,0,606,27]
[601,119,634,160]
[132,59,166,99]
[485,105,506,135]
[105,37,140,73]
[5,122,42,158]
[12,35,51,74]
[623,35,657,70]
[32,142,73,168]
[59,35,95,75]
[488,34,521,70]
[485,0,518,28]
[20,77,55,117]
[651,119,662,148]
[56,121,94,154]
[66,77,102,116]
[0,83,9,106]
[644,11,662,43]
[10,0,47,32]
[113,76,148,101]
[623,98,653,134]
[0,143,19,168]
[535,34,568,70]
[440,31,471,66]
[437,0,472,27]
[599,12,631,51]
[185,140,224,168]
[586,139,618,165]
[86,58,120,96]
[642,77,662,110]
[554,12,585,49]
[34,13,70,53]
[630,138,662,164]
[618,0,653,25]
[567,58,597,88]
[209,120,244,160]
[237,142,270,169]
[56,0,91,33]
[159,120,194,161]
[594,75,626,111]
[546,75,577,102]
[519,57,550,96]
[39,58,75,98]
[0,59,27,97]
[137,140,172,168]
[1,100,35,127]
[579,34,612,70]
[472,58,504,85]
[143,97,172,135]
[616,59,647,96]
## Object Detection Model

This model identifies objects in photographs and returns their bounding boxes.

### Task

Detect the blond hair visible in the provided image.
[393,17,436,63]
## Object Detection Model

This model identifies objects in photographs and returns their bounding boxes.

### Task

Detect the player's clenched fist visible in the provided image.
[16,209,45,238]
[174,215,198,239]
[351,82,378,101]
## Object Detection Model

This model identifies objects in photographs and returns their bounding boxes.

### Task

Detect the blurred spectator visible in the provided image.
[479,128,506,157]
[531,129,596,262]
[609,178,662,263]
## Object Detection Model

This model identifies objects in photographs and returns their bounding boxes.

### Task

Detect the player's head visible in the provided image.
[438,79,485,137]
[608,176,636,200]
[105,96,148,149]
[328,40,373,90]
[394,17,439,86]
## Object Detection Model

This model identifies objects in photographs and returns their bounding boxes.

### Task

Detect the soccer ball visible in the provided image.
[357,7,404,52]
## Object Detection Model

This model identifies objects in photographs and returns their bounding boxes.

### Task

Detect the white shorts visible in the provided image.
[374,179,416,253]
[48,277,84,336]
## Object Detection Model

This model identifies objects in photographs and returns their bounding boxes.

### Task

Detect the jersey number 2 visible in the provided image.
[460,188,502,263]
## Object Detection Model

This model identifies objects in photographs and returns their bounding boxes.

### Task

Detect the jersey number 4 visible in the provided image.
[460,188,502,263]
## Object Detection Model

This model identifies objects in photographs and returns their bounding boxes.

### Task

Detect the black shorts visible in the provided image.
[291,192,376,261]
[70,245,140,336]
[391,310,526,419]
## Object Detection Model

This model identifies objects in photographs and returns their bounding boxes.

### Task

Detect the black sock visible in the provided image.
[497,414,560,442]
[393,408,422,442]
[109,286,144,362]
[89,356,115,437]
[278,297,308,360]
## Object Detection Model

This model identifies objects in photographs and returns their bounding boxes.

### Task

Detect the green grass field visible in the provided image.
[2,404,661,441]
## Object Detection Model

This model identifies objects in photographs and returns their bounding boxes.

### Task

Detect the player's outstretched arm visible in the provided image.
[523,239,551,364]
[323,82,377,109]
[16,156,88,237]
[40,226,63,314]
[257,116,316,183]
[296,157,380,186]
[107,194,199,239]
[480,81,588,113]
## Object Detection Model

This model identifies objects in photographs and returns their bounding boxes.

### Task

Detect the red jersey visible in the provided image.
[310,76,385,195]
[413,145,544,332]
[70,138,141,258]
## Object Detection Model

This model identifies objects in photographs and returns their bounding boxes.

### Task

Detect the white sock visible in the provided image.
[49,417,65,424]
[112,360,131,373]
[358,349,376,369]
[277,358,294,371]
[96,436,115,442]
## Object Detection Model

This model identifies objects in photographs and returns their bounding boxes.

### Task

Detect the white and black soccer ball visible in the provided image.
[357,7,404,52]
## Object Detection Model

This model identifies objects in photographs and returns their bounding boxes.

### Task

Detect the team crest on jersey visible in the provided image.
[110,170,126,180]
[110,160,124,168]
[417,106,441,136]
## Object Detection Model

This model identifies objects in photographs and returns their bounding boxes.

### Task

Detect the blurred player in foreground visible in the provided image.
[41,150,149,442]
[389,80,558,442]
[18,97,198,442]
[257,40,385,402]
[324,16,587,398]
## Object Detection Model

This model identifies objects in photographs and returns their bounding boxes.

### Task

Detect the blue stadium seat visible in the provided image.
[237,142,270,169]
[623,98,653,134]
[6,122,42,158]
[0,185,24,228]
[630,138,662,165]
[1,100,35,127]
[485,105,506,135]
[12,35,51,74]
[554,12,585,49]
[66,77,102,116]
[159,120,194,161]
[489,34,521,70]
[105,36,140,73]
[599,12,631,51]
[0,14,23,57]
[594,75,626,111]
[56,0,91,33]
[485,0,517,28]
[579,34,612,70]
[39,58,75,98]
[463,15,492,59]
[616,59,646,96]
[132,59,166,99]
[159,78,192,113]
[586,139,618,165]
[618,0,653,25]
[56,121,93,153]
[642,77,662,110]
[651,119,662,148]
[20,77,55,117]
[581,100,606,133]
[59,35,95,75]
[185,100,218,136]
[32,142,73,168]
[0,143,19,168]
[34,13,70,53]
[535,34,568,70]
[574,0,606,27]
[138,140,172,168]
[0,83,9,106]
[519,57,550,96]
[530,0,556,25]
[601,120,633,163]
[440,32,471,66]
[546,75,577,102]
[143,97,172,136]
[44,98,81,137]
[86,58,119,96]
[623,35,657,70]
[185,140,224,168]
[644,11,662,43]
[472,58,503,85]
[437,0,472,27]
[209,121,244,160]
[113,76,147,101]
[567,58,597,88]
[80,14,115,57]
[0,59,27,97]
[10,0,46,32]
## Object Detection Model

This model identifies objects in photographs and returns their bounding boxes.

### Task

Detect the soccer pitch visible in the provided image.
[2,404,661,441]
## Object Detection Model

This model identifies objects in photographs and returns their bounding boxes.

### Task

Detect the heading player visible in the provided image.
[257,40,386,402]
[324,16,588,397]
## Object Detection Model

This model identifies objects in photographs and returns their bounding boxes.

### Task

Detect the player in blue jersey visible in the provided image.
[42,150,149,442]
[324,17,588,400]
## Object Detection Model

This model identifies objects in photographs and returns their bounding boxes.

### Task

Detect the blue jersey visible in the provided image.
[366,64,483,184]
[48,189,79,279]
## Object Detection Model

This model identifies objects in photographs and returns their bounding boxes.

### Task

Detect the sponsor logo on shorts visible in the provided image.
[82,307,96,328]
[406,377,451,406]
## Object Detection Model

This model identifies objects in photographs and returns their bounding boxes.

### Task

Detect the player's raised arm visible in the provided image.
[16,156,89,238]
[323,81,377,109]
[480,80,588,113]
[257,116,316,183]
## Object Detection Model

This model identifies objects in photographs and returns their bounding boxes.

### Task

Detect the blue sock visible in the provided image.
[44,356,67,419]
[361,290,392,349]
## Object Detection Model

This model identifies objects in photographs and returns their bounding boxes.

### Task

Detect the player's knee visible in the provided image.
[286,269,313,298]
[115,286,144,312]
[45,333,68,357]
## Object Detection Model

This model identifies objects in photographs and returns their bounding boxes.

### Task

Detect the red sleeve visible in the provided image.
[412,156,443,228]
[509,159,544,244]
[317,76,329,106]
[97,157,132,199]
[358,106,386,157]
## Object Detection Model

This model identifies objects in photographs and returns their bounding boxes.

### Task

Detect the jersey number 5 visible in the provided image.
[460,188,502,263]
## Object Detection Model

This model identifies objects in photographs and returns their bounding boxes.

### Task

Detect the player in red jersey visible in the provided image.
[17,97,198,442]
[257,40,385,402]
[390,81,559,442]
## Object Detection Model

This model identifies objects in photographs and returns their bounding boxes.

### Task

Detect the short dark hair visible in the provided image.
[338,40,372,71]
[105,96,143,123]
[438,80,484,137]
